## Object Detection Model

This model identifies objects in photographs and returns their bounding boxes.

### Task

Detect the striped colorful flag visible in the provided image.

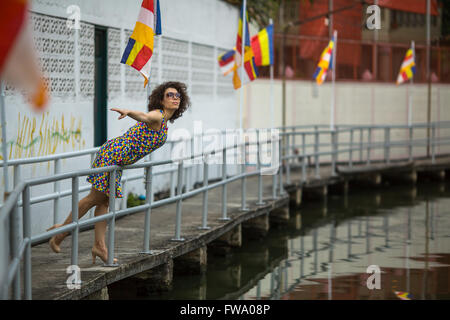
[121,0,162,87]
[233,6,258,90]
[394,291,412,300]
[218,49,236,76]
[396,47,416,85]
[0,0,48,111]
[251,24,274,66]
[312,36,335,86]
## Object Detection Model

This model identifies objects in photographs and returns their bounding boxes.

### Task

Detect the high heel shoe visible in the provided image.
[47,224,64,253]
[91,246,118,265]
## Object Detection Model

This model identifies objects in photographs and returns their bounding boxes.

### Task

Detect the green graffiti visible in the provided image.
[7,129,82,150]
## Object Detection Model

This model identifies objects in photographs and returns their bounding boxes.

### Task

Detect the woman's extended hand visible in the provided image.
[111,108,130,120]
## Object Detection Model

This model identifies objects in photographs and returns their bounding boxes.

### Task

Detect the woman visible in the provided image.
[47,81,191,264]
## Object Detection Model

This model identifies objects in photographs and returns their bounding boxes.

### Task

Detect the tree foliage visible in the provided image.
[221,0,315,28]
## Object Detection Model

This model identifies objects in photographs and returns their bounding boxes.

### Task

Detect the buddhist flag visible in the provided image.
[0,0,48,111]
[396,47,416,85]
[251,24,274,66]
[394,291,412,300]
[218,49,236,76]
[233,5,258,90]
[121,0,162,87]
[313,36,335,86]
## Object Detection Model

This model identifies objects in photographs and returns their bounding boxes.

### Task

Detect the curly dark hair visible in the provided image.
[147,81,191,123]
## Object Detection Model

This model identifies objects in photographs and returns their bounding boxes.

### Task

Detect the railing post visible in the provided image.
[384,127,390,164]
[241,136,249,211]
[190,135,195,191]
[170,141,176,197]
[257,129,265,206]
[286,131,291,184]
[142,165,153,254]
[22,185,32,300]
[279,134,285,195]
[199,154,210,230]
[409,126,413,162]
[88,153,95,219]
[272,132,278,199]
[172,161,185,241]
[53,159,61,224]
[359,128,364,163]
[314,127,320,179]
[431,124,436,164]
[301,133,306,183]
[71,176,79,268]
[349,128,354,168]
[10,202,21,299]
[331,130,337,177]
[366,128,372,165]
[105,170,118,266]
[220,140,230,221]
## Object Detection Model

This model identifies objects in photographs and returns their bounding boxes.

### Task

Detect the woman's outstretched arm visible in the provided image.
[110,108,163,124]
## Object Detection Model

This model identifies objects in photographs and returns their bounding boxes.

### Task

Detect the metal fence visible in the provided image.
[1,121,450,299]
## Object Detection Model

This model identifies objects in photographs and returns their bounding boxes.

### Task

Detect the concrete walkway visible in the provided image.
[29,156,450,299]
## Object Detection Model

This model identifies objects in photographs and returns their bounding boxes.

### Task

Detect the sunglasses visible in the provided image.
[166,92,181,99]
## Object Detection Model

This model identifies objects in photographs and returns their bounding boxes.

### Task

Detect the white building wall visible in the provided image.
[1,0,239,236]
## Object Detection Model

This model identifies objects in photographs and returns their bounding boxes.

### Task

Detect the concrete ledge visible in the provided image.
[108,259,173,299]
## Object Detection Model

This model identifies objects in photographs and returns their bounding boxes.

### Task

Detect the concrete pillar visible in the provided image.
[418,170,446,182]
[242,213,269,240]
[382,170,417,185]
[270,207,290,225]
[174,246,207,275]
[134,260,173,295]
[350,173,382,188]
[328,180,349,195]
[289,188,302,207]
[302,185,328,201]
[289,213,302,230]
[83,287,109,300]
[208,224,242,256]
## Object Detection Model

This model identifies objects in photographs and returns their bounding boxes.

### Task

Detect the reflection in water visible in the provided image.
[141,181,450,300]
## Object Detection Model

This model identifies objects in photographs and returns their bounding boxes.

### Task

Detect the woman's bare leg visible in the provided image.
[49,188,107,249]
[92,195,118,263]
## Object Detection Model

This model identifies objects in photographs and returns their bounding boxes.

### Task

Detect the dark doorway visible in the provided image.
[94,27,107,147]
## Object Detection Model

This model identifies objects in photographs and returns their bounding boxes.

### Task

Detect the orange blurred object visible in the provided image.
[0,0,49,111]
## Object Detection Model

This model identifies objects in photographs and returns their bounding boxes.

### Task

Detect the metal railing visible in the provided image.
[0,129,280,299]
[1,121,450,299]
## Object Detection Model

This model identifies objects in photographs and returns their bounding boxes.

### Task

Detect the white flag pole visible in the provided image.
[331,30,337,131]
[239,0,247,132]
[269,18,274,130]
[408,41,415,127]
[0,81,9,202]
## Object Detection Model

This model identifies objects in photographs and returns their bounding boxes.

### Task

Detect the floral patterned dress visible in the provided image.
[87,109,168,198]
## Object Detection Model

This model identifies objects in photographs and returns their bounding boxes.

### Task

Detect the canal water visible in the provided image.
[146,180,450,300]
